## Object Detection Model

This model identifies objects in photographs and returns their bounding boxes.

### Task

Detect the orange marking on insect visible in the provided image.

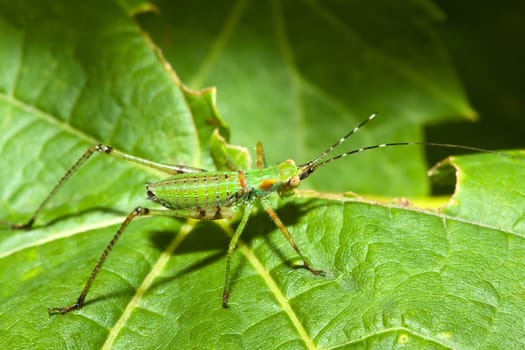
[238,170,247,189]
[258,179,277,191]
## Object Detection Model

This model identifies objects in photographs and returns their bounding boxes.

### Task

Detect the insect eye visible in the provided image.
[289,175,301,188]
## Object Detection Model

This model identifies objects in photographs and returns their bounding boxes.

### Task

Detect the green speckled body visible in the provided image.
[146,166,282,212]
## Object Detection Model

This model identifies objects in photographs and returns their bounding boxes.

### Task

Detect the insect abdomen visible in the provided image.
[146,167,282,211]
[147,172,240,210]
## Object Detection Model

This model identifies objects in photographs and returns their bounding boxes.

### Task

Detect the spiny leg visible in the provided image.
[260,200,324,276]
[48,207,187,315]
[6,144,205,230]
[108,145,207,174]
[222,202,254,307]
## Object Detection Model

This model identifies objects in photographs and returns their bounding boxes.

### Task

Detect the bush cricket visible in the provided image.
[2,113,500,315]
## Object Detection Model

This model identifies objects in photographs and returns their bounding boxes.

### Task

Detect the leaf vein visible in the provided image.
[101,221,195,349]
[189,0,248,88]
[305,0,467,112]
[217,220,318,350]
[0,92,97,145]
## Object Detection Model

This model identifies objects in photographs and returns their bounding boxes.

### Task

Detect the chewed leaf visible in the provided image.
[429,151,525,235]
[289,150,525,349]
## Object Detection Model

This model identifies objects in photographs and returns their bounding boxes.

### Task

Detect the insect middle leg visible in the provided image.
[221,199,324,307]
[222,202,254,307]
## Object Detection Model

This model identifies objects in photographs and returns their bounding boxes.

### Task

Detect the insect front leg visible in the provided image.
[260,199,324,276]
[3,144,206,230]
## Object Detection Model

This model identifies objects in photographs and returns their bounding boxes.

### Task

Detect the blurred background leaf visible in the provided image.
[428,0,525,158]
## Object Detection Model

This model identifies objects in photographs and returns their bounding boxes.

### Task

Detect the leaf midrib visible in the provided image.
[101,220,196,349]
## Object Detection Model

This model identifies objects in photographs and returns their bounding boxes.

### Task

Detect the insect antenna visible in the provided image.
[303,142,503,179]
[302,113,378,168]
[298,113,512,180]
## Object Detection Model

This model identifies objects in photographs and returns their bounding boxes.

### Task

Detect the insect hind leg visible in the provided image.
[4,143,207,231]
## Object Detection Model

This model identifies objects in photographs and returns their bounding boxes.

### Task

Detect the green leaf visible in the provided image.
[429,151,525,235]
[140,0,475,196]
[1,1,524,350]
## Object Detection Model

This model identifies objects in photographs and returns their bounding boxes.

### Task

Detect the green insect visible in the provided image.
[4,113,492,315]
